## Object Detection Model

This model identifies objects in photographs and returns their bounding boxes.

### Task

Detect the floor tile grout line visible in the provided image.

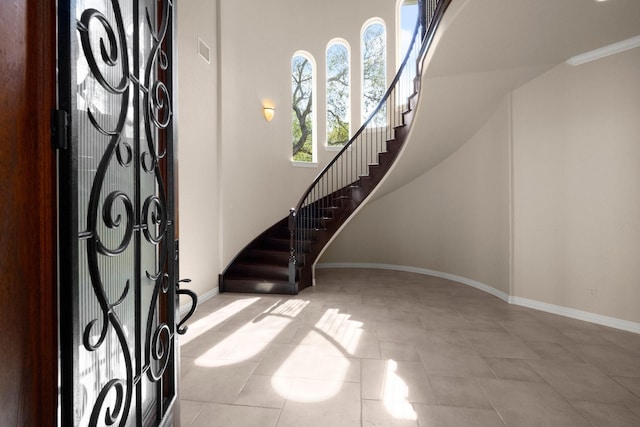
[475,384,508,427]
[180,399,206,427]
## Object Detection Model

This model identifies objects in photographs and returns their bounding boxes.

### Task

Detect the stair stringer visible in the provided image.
[307,90,426,285]
[219,122,411,295]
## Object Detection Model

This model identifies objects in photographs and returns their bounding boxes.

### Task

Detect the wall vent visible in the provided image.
[198,37,211,64]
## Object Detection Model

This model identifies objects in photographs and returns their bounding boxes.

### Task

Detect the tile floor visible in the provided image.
[179,268,640,426]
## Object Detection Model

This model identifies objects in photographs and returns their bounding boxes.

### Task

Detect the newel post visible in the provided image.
[288,208,297,294]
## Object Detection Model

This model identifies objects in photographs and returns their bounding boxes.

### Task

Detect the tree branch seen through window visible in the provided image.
[362,22,386,126]
[292,55,313,161]
[326,43,350,146]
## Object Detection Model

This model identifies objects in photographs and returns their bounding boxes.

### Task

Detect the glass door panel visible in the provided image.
[58,0,177,425]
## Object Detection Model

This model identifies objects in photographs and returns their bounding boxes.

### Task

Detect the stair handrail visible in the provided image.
[294,16,420,214]
[288,0,452,289]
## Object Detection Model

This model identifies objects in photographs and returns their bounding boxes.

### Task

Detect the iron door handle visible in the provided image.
[176,278,198,335]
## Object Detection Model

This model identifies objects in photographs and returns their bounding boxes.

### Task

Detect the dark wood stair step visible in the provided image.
[222,277,295,294]
[259,237,291,251]
[393,125,407,140]
[319,205,341,213]
[361,163,387,182]
[229,262,289,280]
[387,137,402,153]
[244,249,291,264]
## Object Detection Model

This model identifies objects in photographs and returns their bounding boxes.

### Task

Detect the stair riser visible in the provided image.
[222,279,295,295]
[244,251,291,265]
[386,140,402,156]
[230,264,289,280]
[259,238,290,251]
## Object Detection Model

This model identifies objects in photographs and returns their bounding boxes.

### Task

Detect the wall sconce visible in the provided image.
[263,106,275,122]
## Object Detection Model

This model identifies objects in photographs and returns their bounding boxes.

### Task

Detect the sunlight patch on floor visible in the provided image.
[265,298,309,318]
[194,299,309,367]
[179,297,261,346]
[314,308,363,355]
[195,315,291,367]
[383,359,417,420]
[271,307,364,402]
[270,340,351,402]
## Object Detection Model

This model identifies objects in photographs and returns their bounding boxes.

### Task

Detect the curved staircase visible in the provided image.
[220,0,451,294]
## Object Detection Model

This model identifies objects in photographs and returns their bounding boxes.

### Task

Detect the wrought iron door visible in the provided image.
[57,0,180,425]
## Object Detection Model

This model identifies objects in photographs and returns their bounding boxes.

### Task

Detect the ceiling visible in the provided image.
[374,0,640,198]
[427,0,640,77]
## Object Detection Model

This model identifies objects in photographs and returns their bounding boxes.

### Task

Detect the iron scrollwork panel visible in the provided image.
[60,0,176,425]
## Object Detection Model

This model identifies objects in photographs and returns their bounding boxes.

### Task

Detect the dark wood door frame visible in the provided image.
[0,0,58,426]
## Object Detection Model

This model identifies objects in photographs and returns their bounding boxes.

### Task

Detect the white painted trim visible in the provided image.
[323,145,344,152]
[507,91,515,298]
[511,296,640,334]
[290,160,319,168]
[566,35,640,66]
[315,262,640,334]
[179,287,219,315]
[316,262,510,302]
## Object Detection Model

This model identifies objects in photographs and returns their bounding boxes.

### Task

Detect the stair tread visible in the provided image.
[225,273,289,280]
[249,248,290,254]
[222,278,296,295]
[231,262,288,271]
[225,273,291,282]
[234,260,287,267]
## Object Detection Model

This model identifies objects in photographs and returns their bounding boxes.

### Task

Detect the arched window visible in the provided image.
[398,0,419,64]
[396,0,420,105]
[361,20,386,126]
[291,52,315,162]
[326,41,351,147]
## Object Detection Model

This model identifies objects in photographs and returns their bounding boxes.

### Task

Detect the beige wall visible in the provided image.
[322,96,512,295]
[177,0,640,325]
[218,0,398,265]
[512,47,640,323]
[177,0,221,302]
[323,46,640,324]
[177,0,401,297]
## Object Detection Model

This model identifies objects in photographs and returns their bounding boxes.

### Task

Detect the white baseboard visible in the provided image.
[316,262,640,334]
[317,262,511,302]
[510,296,640,334]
